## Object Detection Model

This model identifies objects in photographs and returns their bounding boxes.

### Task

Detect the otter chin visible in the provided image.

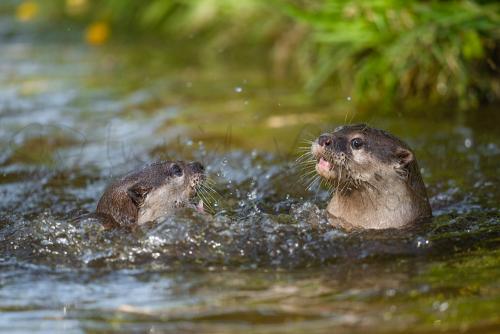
[311,124,432,230]
[96,161,206,226]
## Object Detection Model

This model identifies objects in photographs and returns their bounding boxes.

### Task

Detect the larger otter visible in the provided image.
[96,161,205,226]
[311,124,431,229]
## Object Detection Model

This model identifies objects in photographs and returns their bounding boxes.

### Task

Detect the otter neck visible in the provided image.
[327,177,420,229]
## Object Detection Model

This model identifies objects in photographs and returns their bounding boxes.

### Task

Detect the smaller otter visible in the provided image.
[310,124,431,229]
[96,161,205,226]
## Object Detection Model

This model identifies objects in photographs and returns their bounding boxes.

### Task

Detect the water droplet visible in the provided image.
[464,138,472,148]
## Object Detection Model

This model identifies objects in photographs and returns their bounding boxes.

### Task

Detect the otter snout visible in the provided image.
[317,133,349,154]
[318,134,333,148]
[311,135,339,180]
[188,161,204,174]
[312,134,332,158]
[186,161,206,191]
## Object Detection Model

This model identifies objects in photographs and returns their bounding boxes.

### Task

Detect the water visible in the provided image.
[1,15,499,334]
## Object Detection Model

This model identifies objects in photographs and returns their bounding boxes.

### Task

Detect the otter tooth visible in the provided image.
[196,200,204,213]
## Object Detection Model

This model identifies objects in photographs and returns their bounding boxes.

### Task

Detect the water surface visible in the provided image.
[0,16,499,334]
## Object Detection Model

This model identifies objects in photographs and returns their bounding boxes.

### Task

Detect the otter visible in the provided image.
[96,161,205,226]
[310,124,431,229]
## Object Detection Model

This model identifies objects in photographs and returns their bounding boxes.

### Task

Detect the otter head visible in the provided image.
[96,160,206,226]
[310,124,431,229]
[130,161,206,224]
[311,124,415,190]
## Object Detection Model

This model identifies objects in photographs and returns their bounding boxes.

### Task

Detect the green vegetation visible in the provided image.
[20,0,500,110]
[282,0,500,110]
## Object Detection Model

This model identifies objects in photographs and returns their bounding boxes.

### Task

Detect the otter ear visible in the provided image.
[394,147,414,169]
[127,183,151,207]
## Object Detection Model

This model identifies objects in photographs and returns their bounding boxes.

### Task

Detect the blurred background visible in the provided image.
[4,0,499,112]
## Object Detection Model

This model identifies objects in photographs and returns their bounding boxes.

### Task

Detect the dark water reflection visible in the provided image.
[0,28,499,333]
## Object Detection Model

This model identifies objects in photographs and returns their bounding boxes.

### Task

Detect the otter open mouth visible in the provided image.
[195,199,204,213]
[313,153,342,183]
[317,157,332,173]
[187,188,205,213]
[191,177,219,215]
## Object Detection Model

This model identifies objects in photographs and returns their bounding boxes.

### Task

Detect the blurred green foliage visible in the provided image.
[281,0,500,110]
[32,0,500,110]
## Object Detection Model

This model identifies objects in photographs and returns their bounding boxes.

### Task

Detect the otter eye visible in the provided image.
[171,164,183,177]
[350,138,364,150]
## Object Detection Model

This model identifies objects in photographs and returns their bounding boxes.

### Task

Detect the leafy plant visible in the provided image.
[28,0,500,110]
[279,0,500,109]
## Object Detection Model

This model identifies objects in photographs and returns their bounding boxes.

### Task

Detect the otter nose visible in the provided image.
[189,162,204,173]
[318,135,333,147]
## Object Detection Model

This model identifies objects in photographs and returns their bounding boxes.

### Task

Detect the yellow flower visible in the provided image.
[16,1,38,22]
[85,21,110,46]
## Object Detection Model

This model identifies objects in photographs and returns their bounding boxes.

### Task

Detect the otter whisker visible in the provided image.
[296,146,313,153]
[299,165,317,174]
[296,162,317,170]
[200,186,219,205]
[306,175,321,191]
[201,193,215,212]
[296,152,313,160]
[296,158,316,172]
[204,178,218,189]
[296,157,315,165]
[306,179,318,192]
[320,178,330,191]
[295,151,315,163]
[323,177,336,194]
[299,138,314,145]
[196,181,212,197]
[335,162,343,196]
[198,183,219,203]
[301,172,317,186]
[338,179,351,195]
[201,179,220,197]
[298,169,318,183]
[199,176,219,193]
[296,153,316,164]
[196,188,215,213]
[203,187,222,209]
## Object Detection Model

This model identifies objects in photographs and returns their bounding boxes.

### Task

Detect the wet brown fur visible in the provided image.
[96,161,204,226]
[311,124,432,229]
